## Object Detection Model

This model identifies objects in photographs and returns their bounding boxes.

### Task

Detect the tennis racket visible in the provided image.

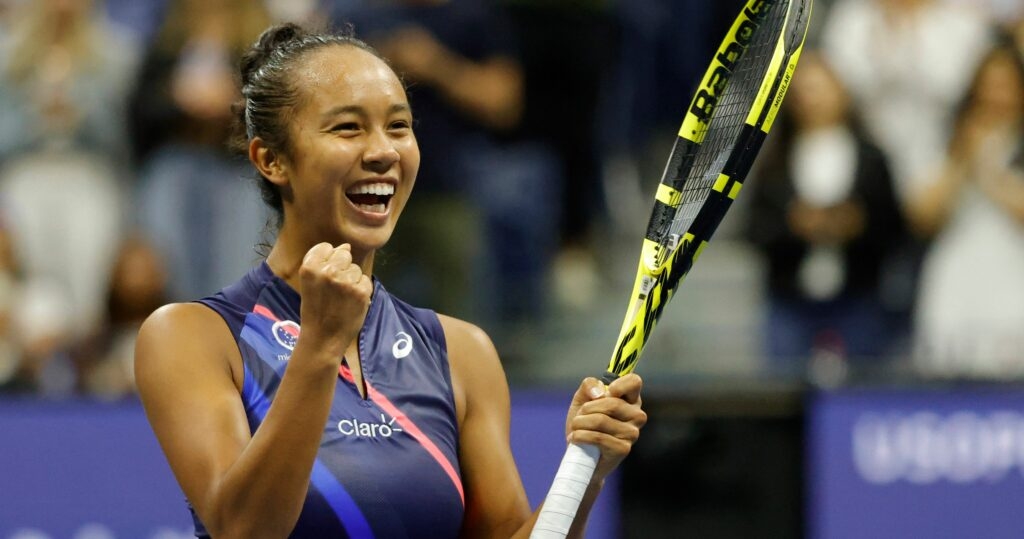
[530,0,813,537]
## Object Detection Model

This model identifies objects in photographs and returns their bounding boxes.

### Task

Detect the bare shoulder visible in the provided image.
[436,314,509,425]
[136,302,233,360]
[437,314,497,358]
[135,302,240,392]
[138,302,225,338]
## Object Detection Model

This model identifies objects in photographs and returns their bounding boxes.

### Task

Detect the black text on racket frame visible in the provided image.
[529,0,813,538]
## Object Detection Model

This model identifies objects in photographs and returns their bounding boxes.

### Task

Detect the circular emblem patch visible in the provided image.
[272,320,301,351]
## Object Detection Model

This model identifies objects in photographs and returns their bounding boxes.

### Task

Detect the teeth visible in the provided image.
[355,203,387,214]
[348,183,394,196]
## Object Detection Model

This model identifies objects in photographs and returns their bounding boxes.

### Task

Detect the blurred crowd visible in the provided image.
[0,0,1020,399]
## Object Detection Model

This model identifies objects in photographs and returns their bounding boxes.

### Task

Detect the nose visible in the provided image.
[362,129,400,171]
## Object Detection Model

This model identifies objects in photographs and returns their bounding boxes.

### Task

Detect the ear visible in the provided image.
[249,137,288,187]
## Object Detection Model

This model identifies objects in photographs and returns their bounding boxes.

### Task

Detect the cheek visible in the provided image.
[403,139,421,171]
[297,147,352,194]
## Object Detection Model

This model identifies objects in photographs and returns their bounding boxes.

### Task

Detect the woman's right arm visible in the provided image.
[135,244,371,539]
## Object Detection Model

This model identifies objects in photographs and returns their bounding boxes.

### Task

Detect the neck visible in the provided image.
[265,224,376,293]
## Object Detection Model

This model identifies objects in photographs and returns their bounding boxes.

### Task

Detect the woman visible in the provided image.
[909,38,1024,377]
[135,24,645,538]
[745,52,904,366]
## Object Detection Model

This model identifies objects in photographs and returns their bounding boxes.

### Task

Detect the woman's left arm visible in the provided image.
[440,315,646,539]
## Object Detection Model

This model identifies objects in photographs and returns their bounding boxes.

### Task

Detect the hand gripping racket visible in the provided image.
[530,1,813,537]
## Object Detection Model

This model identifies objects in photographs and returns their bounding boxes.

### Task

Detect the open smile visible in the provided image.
[345,181,395,216]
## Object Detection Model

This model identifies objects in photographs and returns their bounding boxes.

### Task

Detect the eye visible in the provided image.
[388,119,412,131]
[331,122,360,134]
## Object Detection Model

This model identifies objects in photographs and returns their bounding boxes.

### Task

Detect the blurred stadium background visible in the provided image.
[1,0,1023,537]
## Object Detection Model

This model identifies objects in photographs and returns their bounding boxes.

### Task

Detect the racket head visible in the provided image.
[606,0,813,378]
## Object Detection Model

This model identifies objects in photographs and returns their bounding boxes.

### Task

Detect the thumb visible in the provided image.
[572,377,608,407]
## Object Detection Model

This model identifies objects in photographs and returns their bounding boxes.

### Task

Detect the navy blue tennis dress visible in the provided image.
[195,262,464,538]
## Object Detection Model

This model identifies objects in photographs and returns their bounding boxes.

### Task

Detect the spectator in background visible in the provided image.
[130,0,271,301]
[745,53,905,370]
[821,0,991,347]
[337,0,562,335]
[908,39,1024,378]
[0,0,134,343]
[75,237,167,399]
[822,0,990,204]
[0,215,79,396]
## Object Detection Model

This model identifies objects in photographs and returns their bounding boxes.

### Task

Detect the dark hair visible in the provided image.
[230,23,386,230]
[948,32,1024,166]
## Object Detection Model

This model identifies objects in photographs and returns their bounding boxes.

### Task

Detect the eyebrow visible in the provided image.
[321,103,411,119]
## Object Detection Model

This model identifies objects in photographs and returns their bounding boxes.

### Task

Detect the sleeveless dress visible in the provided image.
[194,262,464,538]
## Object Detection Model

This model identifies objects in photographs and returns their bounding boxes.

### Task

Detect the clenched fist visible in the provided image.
[565,374,646,483]
[295,243,373,358]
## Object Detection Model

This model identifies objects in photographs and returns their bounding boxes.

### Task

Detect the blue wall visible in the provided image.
[808,388,1024,539]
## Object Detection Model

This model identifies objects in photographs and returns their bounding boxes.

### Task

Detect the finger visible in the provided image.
[341,263,367,284]
[329,243,352,257]
[303,242,334,266]
[570,413,642,442]
[577,397,646,423]
[568,430,633,456]
[326,245,354,268]
[355,273,374,295]
[607,373,643,404]
[571,377,608,407]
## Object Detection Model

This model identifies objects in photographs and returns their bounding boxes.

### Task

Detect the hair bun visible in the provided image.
[240,23,307,87]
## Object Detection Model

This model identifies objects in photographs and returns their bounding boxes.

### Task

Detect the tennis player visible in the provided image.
[135,23,645,538]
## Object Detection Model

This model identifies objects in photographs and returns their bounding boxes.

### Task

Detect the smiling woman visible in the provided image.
[133,23,646,539]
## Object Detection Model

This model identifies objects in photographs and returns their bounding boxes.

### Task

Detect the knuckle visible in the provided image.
[298,263,320,279]
[613,439,632,456]
[584,414,613,433]
[581,402,606,418]
[571,430,595,445]
[623,424,641,442]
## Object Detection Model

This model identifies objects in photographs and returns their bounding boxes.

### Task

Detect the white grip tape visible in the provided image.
[530,442,600,539]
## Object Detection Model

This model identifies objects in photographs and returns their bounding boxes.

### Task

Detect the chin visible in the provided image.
[343,227,394,253]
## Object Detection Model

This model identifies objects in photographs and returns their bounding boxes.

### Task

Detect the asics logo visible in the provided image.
[393,331,413,359]
[338,414,404,438]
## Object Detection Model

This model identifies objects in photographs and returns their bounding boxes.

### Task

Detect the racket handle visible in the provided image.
[530,442,600,539]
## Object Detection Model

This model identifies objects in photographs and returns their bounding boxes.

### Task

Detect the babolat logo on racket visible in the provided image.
[689,0,774,126]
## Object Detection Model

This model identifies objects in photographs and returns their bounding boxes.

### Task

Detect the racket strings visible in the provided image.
[660,4,790,251]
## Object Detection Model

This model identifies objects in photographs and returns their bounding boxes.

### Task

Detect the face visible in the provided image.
[277,45,419,254]
[787,54,849,130]
[971,51,1024,121]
